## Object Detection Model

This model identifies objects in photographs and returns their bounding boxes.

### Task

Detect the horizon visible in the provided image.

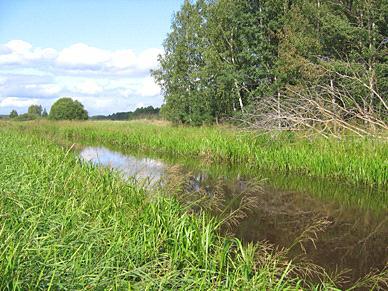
[0,0,184,115]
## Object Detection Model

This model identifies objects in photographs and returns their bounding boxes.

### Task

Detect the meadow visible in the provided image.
[5,119,387,187]
[0,125,331,290]
[1,120,387,289]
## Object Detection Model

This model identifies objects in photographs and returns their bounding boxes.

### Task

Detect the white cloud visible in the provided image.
[110,49,136,69]
[25,83,63,96]
[0,97,39,107]
[0,40,57,66]
[74,80,103,95]
[137,77,161,97]
[136,48,162,70]
[0,74,63,99]
[0,40,164,115]
[55,43,162,73]
[5,40,32,52]
[56,43,110,69]
[0,40,162,74]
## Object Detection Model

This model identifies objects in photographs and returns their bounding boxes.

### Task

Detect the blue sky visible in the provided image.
[0,0,183,115]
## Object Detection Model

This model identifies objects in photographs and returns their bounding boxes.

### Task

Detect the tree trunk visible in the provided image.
[235,80,244,112]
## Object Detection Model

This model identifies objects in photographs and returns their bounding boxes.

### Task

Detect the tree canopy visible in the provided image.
[91,106,160,121]
[9,110,18,119]
[49,98,88,120]
[28,105,43,116]
[152,0,387,127]
[128,106,160,120]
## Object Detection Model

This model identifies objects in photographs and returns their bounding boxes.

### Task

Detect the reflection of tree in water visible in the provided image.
[234,186,387,288]
[79,147,387,289]
[165,167,388,289]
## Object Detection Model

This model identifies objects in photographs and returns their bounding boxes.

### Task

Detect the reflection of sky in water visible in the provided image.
[78,146,387,285]
[80,147,167,185]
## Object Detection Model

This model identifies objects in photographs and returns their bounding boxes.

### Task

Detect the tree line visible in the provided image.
[152,0,387,132]
[91,106,160,120]
[9,98,88,121]
[9,100,160,122]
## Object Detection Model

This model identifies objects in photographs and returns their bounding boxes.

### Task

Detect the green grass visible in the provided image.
[0,126,322,289]
[5,120,387,187]
[162,155,388,212]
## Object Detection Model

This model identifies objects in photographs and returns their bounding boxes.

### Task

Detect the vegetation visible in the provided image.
[49,97,88,120]
[153,0,387,131]
[7,105,49,121]
[14,113,40,121]
[27,104,43,116]
[0,126,321,290]
[91,106,160,121]
[128,106,160,120]
[2,1,386,289]
[5,120,387,188]
[9,110,18,118]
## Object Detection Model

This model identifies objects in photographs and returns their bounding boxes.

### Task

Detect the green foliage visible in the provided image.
[275,0,387,109]
[42,108,48,118]
[27,104,43,116]
[9,110,18,118]
[128,106,160,120]
[49,97,88,120]
[6,120,387,188]
[91,111,130,120]
[14,113,39,121]
[153,0,268,123]
[0,127,312,289]
[91,106,160,121]
[154,0,387,124]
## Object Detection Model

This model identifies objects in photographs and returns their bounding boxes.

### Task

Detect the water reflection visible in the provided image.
[80,147,166,187]
[79,146,388,288]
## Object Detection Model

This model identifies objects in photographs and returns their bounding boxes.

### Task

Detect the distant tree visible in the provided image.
[90,115,108,120]
[128,106,160,120]
[28,104,43,116]
[49,98,88,120]
[9,110,18,118]
[42,108,48,117]
[15,113,39,121]
[90,106,161,121]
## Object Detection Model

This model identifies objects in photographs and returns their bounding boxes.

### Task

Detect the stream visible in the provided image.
[79,146,388,288]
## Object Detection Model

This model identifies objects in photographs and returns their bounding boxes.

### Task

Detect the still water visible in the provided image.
[80,146,387,287]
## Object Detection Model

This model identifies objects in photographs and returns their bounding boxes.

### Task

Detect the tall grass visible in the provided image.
[172,158,388,212]
[4,120,387,187]
[0,127,320,289]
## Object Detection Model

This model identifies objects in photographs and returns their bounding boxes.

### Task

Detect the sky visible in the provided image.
[0,0,183,115]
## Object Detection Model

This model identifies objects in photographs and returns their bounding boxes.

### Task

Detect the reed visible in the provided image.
[0,127,319,289]
[4,120,387,187]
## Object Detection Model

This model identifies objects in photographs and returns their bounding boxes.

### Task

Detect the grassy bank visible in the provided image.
[0,127,318,289]
[4,120,387,187]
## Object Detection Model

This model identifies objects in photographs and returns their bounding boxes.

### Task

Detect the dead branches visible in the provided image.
[238,79,387,138]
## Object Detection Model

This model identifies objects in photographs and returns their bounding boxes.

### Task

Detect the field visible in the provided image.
[1,120,387,289]
[5,120,388,187]
[0,126,315,289]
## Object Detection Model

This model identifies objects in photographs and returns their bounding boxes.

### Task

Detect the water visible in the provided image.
[79,146,388,287]
[80,147,166,187]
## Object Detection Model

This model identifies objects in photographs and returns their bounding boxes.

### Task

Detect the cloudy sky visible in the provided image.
[0,0,183,115]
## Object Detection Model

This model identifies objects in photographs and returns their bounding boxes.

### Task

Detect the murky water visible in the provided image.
[79,146,388,287]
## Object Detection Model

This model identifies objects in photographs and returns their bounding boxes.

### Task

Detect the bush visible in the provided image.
[9,110,18,119]
[49,98,88,120]
[15,113,39,121]
[28,105,43,116]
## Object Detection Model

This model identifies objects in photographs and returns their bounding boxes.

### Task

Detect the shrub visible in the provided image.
[49,97,88,120]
